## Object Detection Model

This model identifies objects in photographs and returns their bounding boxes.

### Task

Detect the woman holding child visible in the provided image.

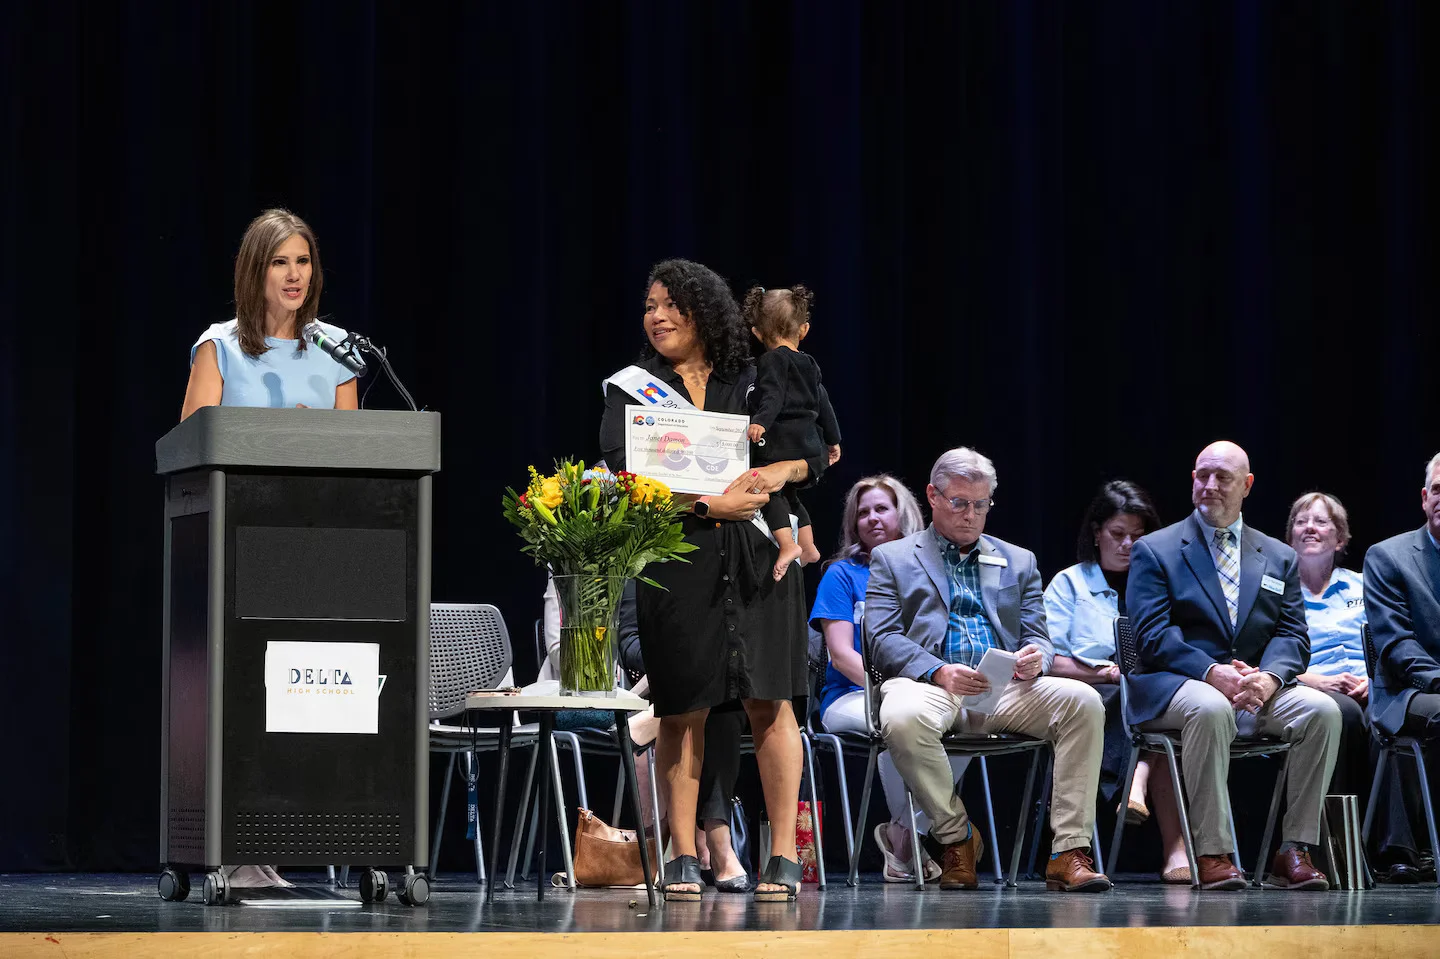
[598,259,824,902]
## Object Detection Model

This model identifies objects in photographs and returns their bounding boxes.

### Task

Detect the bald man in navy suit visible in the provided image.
[1126,441,1340,891]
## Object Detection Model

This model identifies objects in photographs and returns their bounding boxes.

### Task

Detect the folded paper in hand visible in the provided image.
[959,648,1017,714]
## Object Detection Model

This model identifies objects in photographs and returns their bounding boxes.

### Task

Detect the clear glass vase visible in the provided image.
[551,574,626,697]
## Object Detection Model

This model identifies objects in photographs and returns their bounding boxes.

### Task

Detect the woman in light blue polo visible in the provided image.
[1286,495,1373,806]
[1045,480,1189,881]
[176,210,356,889]
[181,208,357,420]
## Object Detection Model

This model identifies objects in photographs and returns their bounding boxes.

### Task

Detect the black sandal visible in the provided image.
[754,855,802,902]
[662,855,704,902]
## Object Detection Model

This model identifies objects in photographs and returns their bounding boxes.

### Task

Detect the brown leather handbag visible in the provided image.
[572,808,660,887]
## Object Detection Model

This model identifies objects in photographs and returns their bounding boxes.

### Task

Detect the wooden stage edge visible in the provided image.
[6,926,1440,959]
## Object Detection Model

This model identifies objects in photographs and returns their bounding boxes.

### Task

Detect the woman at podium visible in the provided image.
[174,209,356,890]
[599,259,822,903]
[180,209,358,420]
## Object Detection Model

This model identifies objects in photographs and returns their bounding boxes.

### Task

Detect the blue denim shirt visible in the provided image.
[1043,562,1120,668]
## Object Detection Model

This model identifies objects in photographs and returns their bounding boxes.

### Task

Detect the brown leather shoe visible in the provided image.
[938,829,985,890]
[1196,854,1247,890]
[1045,848,1112,892]
[1269,846,1329,890]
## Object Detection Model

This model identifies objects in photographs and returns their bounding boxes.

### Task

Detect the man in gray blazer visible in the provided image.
[1365,450,1440,746]
[867,447,1110,892]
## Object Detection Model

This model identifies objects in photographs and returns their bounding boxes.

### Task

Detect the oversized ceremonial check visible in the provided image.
[624,408,750,495]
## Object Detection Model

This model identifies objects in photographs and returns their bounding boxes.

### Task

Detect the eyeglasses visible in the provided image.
[944,496,993,515]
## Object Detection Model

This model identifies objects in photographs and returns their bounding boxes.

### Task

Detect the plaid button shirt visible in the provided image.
[934,526,996,670]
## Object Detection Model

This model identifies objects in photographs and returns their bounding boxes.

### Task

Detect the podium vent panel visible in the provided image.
[234,526,406,621]
[168,808,205,861]
[231,811,404,858]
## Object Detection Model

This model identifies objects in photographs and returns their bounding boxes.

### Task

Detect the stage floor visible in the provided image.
[2,872,1439,933]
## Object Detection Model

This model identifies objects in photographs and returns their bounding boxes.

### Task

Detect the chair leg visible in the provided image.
[1160,739,1199,888]
[1091,824,1105,876]
[549,735,577,890]
[978,757,1005,884]
[1007,749,1042,888]
[609,765,624,825]
[554,731,589,811]
[817,734,856,876]
[1107,744,1141,878]
[507,742,540,887]
[1361,746,1390,843]
[1024,754,1054,881]
[849,746,879,887]
[1228,801,1243,880]
[647,747,663,866]
[905,790,925,891]
[430,751,457,878]
[465,749,486,885]
[1410,741,1440,861]
[801,733,827,889]
[1252,754,1289,887]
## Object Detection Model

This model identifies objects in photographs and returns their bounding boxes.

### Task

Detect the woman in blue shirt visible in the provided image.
[176,210,356,890]
[181,209,358,420]
[810,474,947,882]
[1044,480,1190,881]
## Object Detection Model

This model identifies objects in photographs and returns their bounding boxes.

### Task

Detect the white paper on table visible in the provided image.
[959,648,1018,715]
[264,640,380,734]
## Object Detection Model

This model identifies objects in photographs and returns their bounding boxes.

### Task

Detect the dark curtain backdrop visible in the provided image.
[1,0,1434,870]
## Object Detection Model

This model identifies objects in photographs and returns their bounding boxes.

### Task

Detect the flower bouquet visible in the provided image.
[502,461,696,695]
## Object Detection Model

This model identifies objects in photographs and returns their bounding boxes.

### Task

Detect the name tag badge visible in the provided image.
[978,554,1008,568]
[1261,574,1285,595]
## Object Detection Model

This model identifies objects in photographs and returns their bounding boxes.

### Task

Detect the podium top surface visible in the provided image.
[156,406,441,475]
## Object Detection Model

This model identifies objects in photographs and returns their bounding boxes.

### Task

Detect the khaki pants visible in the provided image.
[1139,680,1341,855]
[878,676,1105,853]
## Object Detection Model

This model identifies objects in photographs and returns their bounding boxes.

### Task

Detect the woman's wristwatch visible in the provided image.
[693,496,712,519]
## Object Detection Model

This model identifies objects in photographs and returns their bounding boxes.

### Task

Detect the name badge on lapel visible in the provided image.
[978,555,1008,568]
[1261,574,1285,595]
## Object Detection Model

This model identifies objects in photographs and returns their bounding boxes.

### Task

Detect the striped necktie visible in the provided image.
[1214,528,1240,627]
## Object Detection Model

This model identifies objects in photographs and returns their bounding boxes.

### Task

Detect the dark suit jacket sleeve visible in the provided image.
[866,546,946,681]
[749,350,788,432]
[1255,550,1310,685]
[599,383,633,471]
[1018,552,1055,674]
[1365,544,1440,692]
[1127,537,1219,680]
[816,381,842,446]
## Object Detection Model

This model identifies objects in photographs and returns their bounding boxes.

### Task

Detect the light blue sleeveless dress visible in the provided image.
[191,319,356,409]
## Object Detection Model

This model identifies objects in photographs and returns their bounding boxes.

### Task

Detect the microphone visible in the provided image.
[303,322,367,375]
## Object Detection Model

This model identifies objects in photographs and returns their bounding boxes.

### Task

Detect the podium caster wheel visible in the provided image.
[202,870,229,906]
[397,873,430,906]
[158,869,190,902]
[359,868,389,903]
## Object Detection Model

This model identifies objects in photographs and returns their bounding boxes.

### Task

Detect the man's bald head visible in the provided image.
[1192,440,1254,528]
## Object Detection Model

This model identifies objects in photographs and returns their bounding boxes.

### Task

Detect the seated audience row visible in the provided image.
[812,443,1440,890]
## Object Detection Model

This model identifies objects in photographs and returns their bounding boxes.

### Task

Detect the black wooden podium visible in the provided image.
[154,407,440,906]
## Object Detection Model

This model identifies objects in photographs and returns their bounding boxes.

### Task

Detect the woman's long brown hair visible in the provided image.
[233,209,323,358]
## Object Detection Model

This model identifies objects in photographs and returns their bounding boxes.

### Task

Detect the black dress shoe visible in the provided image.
[1378,863,1422,884]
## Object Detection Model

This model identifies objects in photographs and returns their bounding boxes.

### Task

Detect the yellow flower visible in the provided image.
[628,475,672,505]
[539,476,564,510]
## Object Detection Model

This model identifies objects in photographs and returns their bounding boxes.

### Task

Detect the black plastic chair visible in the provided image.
[1107,615,1292,886]
[1360,623,1440,860]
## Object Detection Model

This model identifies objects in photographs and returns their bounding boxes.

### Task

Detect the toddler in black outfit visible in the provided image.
[742,285,842,581]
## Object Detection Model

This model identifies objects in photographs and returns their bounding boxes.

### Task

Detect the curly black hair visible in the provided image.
[640,258,751,376]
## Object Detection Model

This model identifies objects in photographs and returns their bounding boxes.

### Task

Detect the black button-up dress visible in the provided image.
[599,353,821,716]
